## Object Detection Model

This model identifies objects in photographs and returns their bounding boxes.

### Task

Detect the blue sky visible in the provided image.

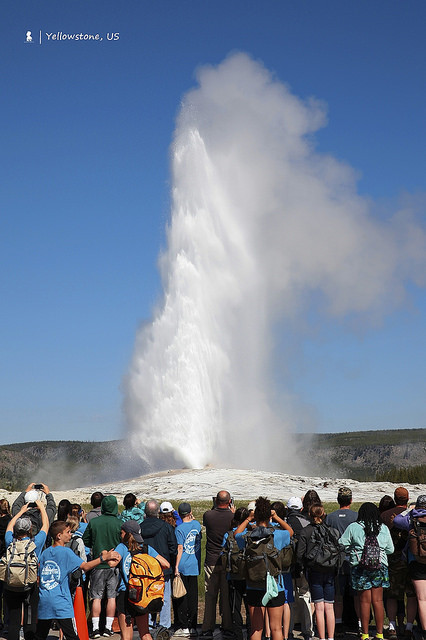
[1,1,425,444]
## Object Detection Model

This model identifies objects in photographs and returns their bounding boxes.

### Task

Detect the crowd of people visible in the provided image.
[0,482,425,640]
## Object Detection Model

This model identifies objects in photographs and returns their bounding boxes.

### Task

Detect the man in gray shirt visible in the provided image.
[326,487,358,636]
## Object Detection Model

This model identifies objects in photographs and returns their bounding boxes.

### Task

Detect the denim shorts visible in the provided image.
[89,568,119,599]
[308,570,335,604]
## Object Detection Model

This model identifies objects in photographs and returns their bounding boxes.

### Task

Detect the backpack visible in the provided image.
[408,515,426,564]
[244,526,283,588]
[222,531,245,579]
[359,534,381,570]
[127,547,165,616]
[304,523,342,569]
[67,535,83,594]
[0,539,38,591]
[390,523,409,554]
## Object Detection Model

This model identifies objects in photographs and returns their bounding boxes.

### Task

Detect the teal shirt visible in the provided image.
[339,521,394,567]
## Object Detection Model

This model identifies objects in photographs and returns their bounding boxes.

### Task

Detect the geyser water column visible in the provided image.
[124,53,425,472]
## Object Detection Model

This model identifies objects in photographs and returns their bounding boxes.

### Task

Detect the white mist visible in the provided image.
[124,53,425,472]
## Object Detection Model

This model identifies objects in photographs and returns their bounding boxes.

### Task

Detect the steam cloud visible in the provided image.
[124,53,425,472]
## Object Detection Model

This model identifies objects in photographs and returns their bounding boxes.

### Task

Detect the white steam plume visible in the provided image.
[124,53,425,472]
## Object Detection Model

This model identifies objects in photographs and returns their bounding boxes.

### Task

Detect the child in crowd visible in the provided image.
[35,521,120,640]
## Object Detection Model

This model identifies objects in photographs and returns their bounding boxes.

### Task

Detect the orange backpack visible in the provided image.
[127,548,165,616]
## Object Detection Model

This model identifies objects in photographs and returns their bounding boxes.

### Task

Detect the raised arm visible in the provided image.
[36,500,49,534]
[271,510,294,537]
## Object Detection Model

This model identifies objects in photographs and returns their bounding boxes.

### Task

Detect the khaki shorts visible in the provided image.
[387,555,415,599]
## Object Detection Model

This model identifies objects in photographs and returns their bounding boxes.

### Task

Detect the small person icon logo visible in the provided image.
[26,31,33,42]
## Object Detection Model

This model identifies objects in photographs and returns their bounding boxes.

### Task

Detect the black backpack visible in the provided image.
[305,523,343,569]
[359,534,381,570]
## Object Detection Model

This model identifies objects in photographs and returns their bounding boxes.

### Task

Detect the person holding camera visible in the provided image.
[3,500,49,640]
[11,483,56,533]
[201,490,235,639]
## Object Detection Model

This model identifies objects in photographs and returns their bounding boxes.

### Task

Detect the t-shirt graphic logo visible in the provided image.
[26,31,33,42]
[183,529,201,555]
[41,560,61,591]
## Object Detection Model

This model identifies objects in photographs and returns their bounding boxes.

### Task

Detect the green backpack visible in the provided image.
[244,527,283,588]
[222,530,245,579]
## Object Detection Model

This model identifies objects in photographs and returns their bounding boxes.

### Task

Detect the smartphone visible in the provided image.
[34,484,43,489]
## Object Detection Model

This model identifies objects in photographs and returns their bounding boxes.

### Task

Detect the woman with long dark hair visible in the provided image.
[339,502,394,640]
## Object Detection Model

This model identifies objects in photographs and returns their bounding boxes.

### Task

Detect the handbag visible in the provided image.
[172,573,187,598]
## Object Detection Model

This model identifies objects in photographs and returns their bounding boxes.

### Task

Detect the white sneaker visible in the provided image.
[175,631,190,637]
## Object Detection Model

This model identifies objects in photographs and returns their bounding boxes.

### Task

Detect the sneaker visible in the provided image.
[103,631,114,637]
[91,631,101,639]
[175,631,190,637]
[156,627,171,640]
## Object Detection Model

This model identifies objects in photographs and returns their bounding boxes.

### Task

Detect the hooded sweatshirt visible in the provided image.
[82,495,122,568]
[140,517,177,576]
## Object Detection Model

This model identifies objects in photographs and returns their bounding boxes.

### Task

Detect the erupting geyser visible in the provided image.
[124,53,425,472]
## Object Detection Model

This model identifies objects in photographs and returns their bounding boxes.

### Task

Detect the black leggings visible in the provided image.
[4,586,39,640]
[36,618,79,640]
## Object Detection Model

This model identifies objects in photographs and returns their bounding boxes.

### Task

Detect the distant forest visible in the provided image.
[0,428,425,491]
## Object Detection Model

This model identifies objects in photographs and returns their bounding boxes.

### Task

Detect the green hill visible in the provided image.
[0,428,424,490]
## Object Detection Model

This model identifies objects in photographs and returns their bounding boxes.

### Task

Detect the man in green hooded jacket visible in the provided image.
[83,495,122,638]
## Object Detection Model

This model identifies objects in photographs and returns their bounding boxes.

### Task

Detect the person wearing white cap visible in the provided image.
[140,500,177,631]
[3,500,49,640]
[286,497,314,640]
[11,483,56,533]
[160,502,182,527]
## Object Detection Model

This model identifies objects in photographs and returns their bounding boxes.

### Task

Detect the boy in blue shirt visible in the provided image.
[36,520,120,640]
[174,502,202,635]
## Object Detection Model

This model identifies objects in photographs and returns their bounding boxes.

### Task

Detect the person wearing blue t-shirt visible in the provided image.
[174,503,202,635]
[4,500,49,640]
[35,521,121,640]
[235,497,293,640]
[107,519,170,640]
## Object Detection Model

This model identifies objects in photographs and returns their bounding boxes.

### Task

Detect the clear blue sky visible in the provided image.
[1,0,425,444]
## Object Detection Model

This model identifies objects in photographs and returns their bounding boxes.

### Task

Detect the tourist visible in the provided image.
[201,490,235,639]
[381,488,417,640]
[393,495,426,640]
[109,519,170,640]
[82,495,122,638]
[297,505,340,640]
[339,502,394,640]
[3,500,49,640]
[174,502,202,636]
[326,488,359,636]
[36,520,120,640]
[119,493,145,525]
[140,499,177,632]
[234,496,293,640]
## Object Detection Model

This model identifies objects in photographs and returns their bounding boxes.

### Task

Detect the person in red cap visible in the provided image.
[381,487,417,640]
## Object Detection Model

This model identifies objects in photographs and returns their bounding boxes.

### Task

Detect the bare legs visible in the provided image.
[359,587,384,635]
[249,605,284,640]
